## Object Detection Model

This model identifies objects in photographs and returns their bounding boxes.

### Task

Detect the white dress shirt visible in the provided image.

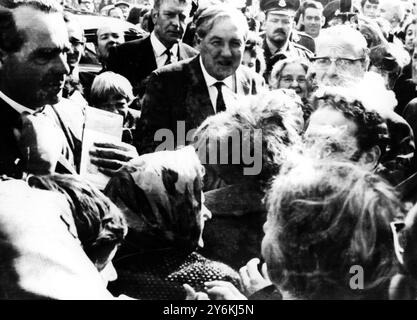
[199,56,237,113]
[150,32,179,68]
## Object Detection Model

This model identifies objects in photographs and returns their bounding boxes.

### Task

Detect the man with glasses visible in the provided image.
[260,0,313,81]
[307,24,415,186]
[309,25,368,88]
[107,0,198,97]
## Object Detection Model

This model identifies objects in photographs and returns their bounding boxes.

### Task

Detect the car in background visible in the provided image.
[66,9,147,73]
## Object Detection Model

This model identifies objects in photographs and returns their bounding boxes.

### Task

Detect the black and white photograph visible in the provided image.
[1,0,417,308]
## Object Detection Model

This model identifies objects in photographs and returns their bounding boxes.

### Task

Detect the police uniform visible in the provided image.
[260,0,313,81]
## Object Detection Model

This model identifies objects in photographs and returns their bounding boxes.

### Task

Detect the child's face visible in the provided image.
[98,94,129,120]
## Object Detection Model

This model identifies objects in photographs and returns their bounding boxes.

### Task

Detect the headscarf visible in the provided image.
[105,146,205,253]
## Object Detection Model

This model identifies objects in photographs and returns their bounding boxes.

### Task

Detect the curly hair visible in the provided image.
[27,174,127,263]
[193,90,302,185]
[311,88,389,161]
[263,160,404,299]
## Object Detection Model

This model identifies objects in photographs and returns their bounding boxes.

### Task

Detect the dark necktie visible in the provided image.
[164,48,172,66]
[213,82,226,113]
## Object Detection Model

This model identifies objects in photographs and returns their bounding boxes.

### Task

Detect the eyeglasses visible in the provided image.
[312,57,365,69]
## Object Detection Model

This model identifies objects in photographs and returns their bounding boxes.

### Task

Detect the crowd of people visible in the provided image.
[2,0,417,300]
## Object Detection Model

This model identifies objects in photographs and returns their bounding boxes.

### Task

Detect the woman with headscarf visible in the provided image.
[104,146,240,299]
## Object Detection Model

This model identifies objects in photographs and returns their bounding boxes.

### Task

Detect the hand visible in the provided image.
[89,141,138,176]
[204,281,247,300]
[239,258,272,297]
[183,284,209,300]
[16,113,63,175]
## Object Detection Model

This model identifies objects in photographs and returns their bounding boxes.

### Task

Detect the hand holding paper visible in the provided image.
[90,141,138,176]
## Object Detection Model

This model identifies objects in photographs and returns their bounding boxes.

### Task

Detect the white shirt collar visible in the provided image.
[0,90,34,114]
[150,31,177,57]
[199,56,234,90]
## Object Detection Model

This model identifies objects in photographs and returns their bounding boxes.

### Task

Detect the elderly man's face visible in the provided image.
[152,0,191,48]
[0,7,70,109]
[97,26,125,60]
[200,17,246,80]
[304,107,360,161]
[264,12,294,46]
[311,35,366,87]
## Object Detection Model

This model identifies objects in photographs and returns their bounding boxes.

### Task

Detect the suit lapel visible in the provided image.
[141,36,157,72]
[184,56,215,130]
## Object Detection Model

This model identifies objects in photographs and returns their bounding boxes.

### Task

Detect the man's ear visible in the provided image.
[358,145,381,170]
[321,16,325,27]
[151,8,159,25]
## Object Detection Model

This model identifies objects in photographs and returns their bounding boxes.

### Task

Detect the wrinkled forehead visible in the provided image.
[13,7,68,47]
[316,34,366,59]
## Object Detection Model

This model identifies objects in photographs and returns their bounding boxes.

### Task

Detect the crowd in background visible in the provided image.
[2,0,417,300]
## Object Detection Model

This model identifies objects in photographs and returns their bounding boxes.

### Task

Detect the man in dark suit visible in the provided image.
[137,4,265,155]
[107,0,198,97]
[0,0,138,179]
[0,1,72,178]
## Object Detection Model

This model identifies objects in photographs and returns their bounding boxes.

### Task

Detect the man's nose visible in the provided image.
[221,44,232,57]
[290,78,299,87]
[326,60,338,76]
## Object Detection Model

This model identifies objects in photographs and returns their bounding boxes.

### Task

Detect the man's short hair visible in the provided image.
[311,87,389,161]
[0,0,62,54]
[263,160,404,299]
[195,4,249,40]
[3,0,62,12]
[360,0,379,8]
[28,174,128,263]
[153,0,192,11]
[300,0,324,16]
[90,71,134,107]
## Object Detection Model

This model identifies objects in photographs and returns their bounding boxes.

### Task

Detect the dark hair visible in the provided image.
[28,174,127,263]
[154,0,191,11]
[127,5,142,24]
[5,0,62,12]
[0,0,63,53]
[360,0,379,8]
[244,31,266,74]
[263,160,403,299]
[0,8,24,53]
[312,91,389,161]
[404,19,417,36]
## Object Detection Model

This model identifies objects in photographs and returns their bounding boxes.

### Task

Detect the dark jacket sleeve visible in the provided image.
[135,71,173,155]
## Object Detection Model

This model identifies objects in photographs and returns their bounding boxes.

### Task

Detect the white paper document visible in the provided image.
[80,107,123,189]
